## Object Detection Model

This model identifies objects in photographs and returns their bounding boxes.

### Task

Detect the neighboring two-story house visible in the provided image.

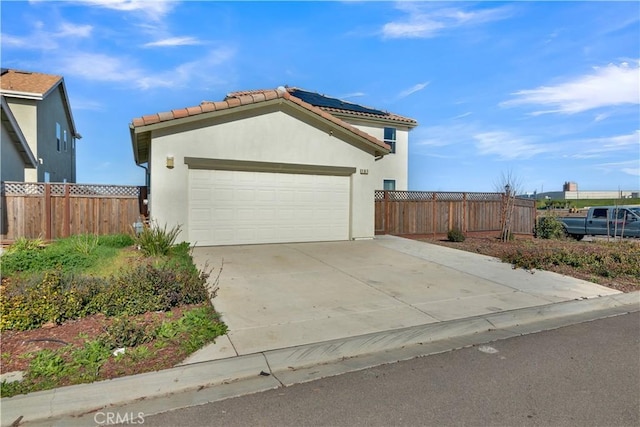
[130,86,417,246]
[0,68,80,183]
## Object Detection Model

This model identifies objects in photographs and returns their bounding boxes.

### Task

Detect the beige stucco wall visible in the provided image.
[5,98,38,182]
[147,108,380,244]
[347,120,410,191]
[1,124,27,181]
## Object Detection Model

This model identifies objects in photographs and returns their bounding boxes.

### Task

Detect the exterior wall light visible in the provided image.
[166,156,174,169]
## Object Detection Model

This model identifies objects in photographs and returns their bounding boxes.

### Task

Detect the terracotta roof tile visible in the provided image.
[186,106,202,115]
[226,97,241,108]
[200,103,215,113]
[0,69,62,95]
[130,87,394,151]
[142,114,160,125]
[264,91,279,101]
[251,93,266,103]
[172,108,189,119]
[227,87,416,125]
[157,111,174,122]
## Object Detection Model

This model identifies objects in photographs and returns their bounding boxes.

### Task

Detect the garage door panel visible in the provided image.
[189,169,349,246]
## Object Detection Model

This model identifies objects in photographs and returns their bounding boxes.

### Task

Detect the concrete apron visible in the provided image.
[185,235,620,362]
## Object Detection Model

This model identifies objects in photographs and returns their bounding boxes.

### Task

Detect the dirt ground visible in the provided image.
[0,305,195,377]
[414,233,638,293]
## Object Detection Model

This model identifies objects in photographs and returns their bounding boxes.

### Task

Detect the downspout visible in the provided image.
[137,162,150,189]
[136,162,150,219]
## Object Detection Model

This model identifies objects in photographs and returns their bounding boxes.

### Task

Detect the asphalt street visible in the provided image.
[142,312,640,427]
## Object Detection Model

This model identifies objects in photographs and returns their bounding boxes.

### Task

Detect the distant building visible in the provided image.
[522,181,639,200]
[0,68,80,182]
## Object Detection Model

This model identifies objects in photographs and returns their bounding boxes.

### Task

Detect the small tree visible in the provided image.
[494,171,523,242]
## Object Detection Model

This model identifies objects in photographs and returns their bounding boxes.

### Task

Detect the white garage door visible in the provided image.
[188,169,350,246]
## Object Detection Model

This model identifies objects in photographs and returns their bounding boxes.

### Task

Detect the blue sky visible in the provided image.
[2,1,639,193]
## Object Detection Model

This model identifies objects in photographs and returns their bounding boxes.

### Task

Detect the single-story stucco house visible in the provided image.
[129,86,417,246]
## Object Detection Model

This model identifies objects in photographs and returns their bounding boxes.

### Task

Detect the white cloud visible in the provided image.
[78,0,176,21]
[397,82,429,99]
[339,92,366,100]
[51,44,234,90]
[595,160,640,177]
[503,61,640,115]
[473,131,553,160]
[60,52,143,83]
[137,47,236,90]
[143,36,202,47]
[413,123,473,148]
[1,22,92,51]
[570,130,640,158]
[56,22,93,38]
[382,3,512,39]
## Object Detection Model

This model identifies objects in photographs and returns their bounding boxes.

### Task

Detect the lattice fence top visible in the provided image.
[2,182,140,197]
[466,192,503,201]
[375,190,505,201]
[1,182,45,195]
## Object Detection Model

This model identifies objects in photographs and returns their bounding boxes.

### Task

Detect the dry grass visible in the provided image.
[415,234,639,293]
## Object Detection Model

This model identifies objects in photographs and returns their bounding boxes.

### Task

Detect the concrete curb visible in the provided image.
[2,292,638,427]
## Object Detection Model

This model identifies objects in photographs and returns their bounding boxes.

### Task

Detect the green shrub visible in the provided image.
[534,215,566,239]
[70,234,99,255]
[447,229,466,242]
[0,240,97,276]
[178,307,228,353]
[97,233,135,248]
[4,237,45,254]
[0,271,109,331]
[503,241,640,279]
[89,262,208,317]
[135,222,183,256]
[99,316,155,349]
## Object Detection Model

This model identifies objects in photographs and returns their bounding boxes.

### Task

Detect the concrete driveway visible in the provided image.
[191,235,619,358]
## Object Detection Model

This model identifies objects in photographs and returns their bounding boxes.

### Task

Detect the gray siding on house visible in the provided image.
[37,86,76,182]
[4,86,76,183]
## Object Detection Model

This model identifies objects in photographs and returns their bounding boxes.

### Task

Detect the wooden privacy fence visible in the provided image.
[375,190,536,236]
[1,182,147,242]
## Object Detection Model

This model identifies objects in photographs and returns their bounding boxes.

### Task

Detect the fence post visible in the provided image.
[63,184,71,237]
[44,183,52,241]
[383,190,390,235]
[463,192,467,233]
[432,192,437,238]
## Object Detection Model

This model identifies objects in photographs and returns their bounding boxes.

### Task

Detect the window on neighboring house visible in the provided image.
[63,130,67,151]
[383,179,396,191]
[56,123,61,152]
[384,127,396,154]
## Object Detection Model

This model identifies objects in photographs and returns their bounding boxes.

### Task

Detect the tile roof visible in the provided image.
[131,88,397,151]
[228,87,418,126]
[0,69,62,95]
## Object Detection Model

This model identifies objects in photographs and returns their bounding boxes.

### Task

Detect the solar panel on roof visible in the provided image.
[290,89,388,116]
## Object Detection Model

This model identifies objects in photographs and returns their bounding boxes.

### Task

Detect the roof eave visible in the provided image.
[0,89,44,101]
[328,110,418,129]
[130,97,390,163]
